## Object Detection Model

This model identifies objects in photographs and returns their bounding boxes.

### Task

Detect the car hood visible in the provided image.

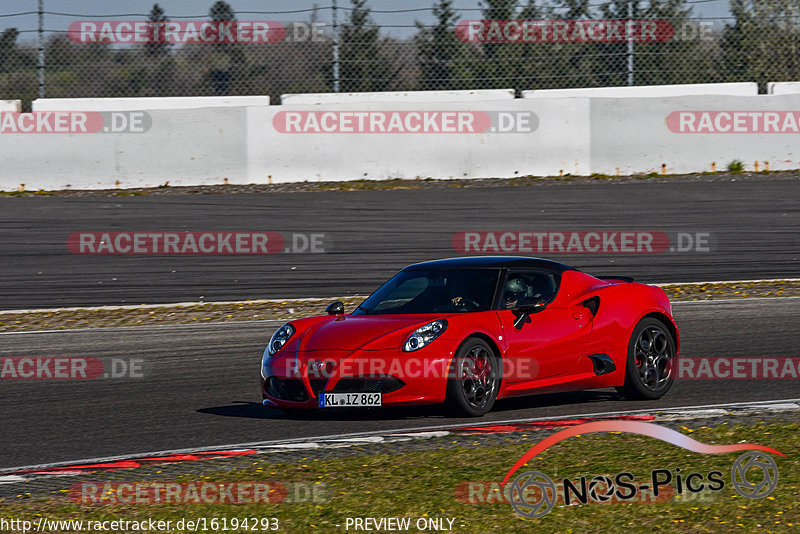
[297,314,451,351]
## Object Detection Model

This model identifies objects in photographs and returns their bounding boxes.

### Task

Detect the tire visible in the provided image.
[446,338,501,417]
[616,318,676,400]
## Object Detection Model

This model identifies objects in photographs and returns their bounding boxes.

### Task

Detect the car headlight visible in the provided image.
[268,323,295,356]
[403,319,447,352]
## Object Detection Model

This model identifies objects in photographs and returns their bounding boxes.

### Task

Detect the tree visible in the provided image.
[719,0,751,80]
[336,0,400,92]
[518,0,544,19]
[718,0,800,88]
[470,0,562,91]
[203,0,248,95]
[640,0,704,85]
[513,0,556,90]
[209,1,236,22]
[0,28,19,72]
[415,0,461,90]
[558,0,591,19]
[594,0,646,86]
[479,0,518,61]
[145,3,170,57]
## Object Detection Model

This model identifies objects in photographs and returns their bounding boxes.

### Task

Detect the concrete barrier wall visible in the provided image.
[32,96,269,111]
[246,99,590,183]
[0,108,247,191]
[0,100,21,112]
[768,82,800,95]
[590,94,800,175]
[523,82,758,98]
[2,90,800,191]
[280,89,515,104]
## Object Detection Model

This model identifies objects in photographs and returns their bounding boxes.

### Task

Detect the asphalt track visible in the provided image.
[0,174,798,309]
[1,298,798,469]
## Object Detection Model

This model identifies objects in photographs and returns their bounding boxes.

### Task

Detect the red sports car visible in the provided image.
[260,257,678,416]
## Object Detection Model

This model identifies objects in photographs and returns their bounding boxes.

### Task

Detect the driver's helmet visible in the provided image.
[503,277,528,306]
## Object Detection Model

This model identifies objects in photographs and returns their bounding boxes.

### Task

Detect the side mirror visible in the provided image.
[325,301,345,315]
[512,298,547,329]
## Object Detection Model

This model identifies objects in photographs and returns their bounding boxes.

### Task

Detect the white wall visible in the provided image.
[0,107,247,191]
[2,89,800,191]
[590,94,800,175]
[280,89,515,105]
[0,100,21,111]
[246,99,590,183]
[32,96,269,111]
[523,82,758,99]
[768,82,800,95]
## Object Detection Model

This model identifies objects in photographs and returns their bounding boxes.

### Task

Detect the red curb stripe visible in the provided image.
[19,450,257,476]
[450,415,656,435]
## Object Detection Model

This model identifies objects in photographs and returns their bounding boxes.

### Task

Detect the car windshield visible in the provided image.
[354,268,500,315]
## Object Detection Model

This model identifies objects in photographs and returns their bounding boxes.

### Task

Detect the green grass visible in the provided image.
[2,280,798,333]
[728,160,746,173]
[2,170,799,197]
[2,421,797,533]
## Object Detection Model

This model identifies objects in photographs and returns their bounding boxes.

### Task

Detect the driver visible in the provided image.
[451,294,476,309]
[502,276,529,309]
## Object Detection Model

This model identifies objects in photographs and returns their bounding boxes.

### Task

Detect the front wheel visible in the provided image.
[616,318,676,400]
[446,338,501,417]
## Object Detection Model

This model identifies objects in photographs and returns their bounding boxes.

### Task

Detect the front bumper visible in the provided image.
[260,345,455,409]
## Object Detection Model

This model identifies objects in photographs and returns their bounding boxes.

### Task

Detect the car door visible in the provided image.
[496,270,592,383]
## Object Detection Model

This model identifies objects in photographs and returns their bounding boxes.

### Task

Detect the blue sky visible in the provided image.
[2,0,735,42]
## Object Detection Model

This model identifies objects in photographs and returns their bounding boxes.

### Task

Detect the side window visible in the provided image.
[500,271,557,309]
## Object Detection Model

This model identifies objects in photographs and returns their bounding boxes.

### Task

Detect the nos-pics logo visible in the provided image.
[503,421,782,518]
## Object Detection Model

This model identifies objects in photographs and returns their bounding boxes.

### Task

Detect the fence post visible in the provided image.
[627,0,634,86]
[37,0,45,97]
[332,0,339,92]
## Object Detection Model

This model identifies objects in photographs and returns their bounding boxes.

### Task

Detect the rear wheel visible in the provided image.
[617,318,676,400]
[446,338,500,417]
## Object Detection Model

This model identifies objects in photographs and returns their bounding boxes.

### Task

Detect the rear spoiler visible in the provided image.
[598,276,635,283]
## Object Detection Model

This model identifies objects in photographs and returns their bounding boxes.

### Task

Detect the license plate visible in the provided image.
[318,392,382,408]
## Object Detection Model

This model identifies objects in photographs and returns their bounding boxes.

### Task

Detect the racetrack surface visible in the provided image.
[1,298,798,469]
[0,174,798,309]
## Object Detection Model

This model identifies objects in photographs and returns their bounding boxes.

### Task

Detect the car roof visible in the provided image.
[403,256,575,273]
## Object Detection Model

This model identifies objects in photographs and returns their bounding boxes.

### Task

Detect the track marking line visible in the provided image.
[1,296,798,336]
[1,277,797,316]
[1,397,797,476]
[657,278,800,286]
[0,297,368,316]
[0,319,286,336]
[673,296,800,305]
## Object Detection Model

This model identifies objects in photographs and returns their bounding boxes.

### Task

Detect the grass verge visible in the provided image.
[1,421,796,533]
[0,280,797,333]
[1,170,798,197]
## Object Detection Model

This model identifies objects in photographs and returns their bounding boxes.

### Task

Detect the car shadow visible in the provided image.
[197,389,623,422]
[492,389,621,412]
[197,401,446,421]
